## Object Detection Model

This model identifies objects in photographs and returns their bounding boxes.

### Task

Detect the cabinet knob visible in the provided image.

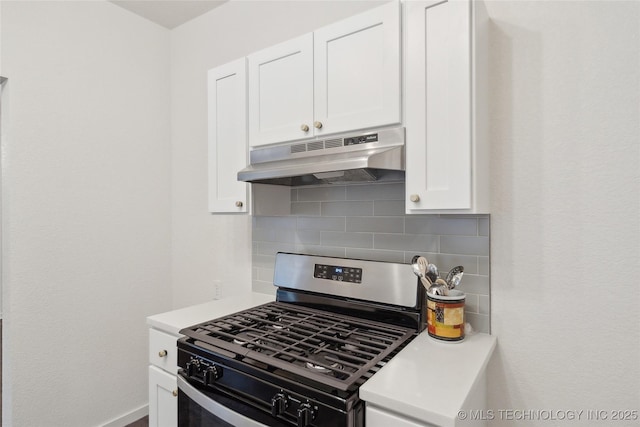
[314,121,323,129]
[300,124,309,132]
[172,390,178,397]
[158,350,168,358]
[409,194,421,203]
[235,201,243,208]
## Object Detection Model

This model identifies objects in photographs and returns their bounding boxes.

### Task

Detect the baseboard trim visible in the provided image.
[101,404,148,427]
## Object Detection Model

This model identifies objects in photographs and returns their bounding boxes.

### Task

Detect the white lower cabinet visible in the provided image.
[149,365,178,427]
[405,0,489,213]
[366,405,437,427]
[149,328,179,374]
[148,328,180,427]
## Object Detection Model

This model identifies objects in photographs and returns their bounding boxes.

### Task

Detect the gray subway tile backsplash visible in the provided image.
[321,200,374,216]
[294,244,346,258]
[464,293,480,314]
[253,216,297,230]
[405,216,478,236]
[440,235,490,256]
[345,248,406,263]
[321,231,374,249]
[478,256,490,275]
[346,182,405,200]
[296,186,346,202]
[297,216,345,232]
[346,216,404,233]
[374,233,439,252]
[478,217,490,236]
[291,202,321,216]
[428,253,481,275]
[373,199,405,216]
[456,274,490,296]
[256,241,297,256]
[479,295,490,315]
[294,230,321,245]
[253,183,491,334]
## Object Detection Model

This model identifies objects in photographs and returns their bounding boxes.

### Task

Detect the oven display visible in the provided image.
[314,264,362,283]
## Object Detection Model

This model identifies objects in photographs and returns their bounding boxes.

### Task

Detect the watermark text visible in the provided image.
[457,409,638,422]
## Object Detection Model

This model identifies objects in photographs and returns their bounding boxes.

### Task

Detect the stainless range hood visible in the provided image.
[238,127,405,186]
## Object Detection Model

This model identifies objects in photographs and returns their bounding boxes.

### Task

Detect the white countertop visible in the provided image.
[146,292,275,335]
[359,331,497,427]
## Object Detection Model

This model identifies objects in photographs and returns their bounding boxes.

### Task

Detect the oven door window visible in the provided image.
[177,375,289,427]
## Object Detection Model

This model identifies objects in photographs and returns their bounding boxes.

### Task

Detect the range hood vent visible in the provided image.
[238,127,405,186]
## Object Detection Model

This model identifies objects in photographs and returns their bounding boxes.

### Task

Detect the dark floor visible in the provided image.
[125,415,149,427]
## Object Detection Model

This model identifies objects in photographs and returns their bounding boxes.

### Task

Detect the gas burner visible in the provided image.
[305,362,339,374]
[233,332,256,347]
[271,322,286,330]
[343,342,360,352]
[305,352,343,374]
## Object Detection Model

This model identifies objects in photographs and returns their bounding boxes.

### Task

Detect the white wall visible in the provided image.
[1,1,172,426]
[169,0,385,309]
[485,0,639,421]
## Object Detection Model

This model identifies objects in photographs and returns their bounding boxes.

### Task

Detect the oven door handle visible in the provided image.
[177,372,268,427]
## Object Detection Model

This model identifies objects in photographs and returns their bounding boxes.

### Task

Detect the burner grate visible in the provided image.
[181,302,416,391]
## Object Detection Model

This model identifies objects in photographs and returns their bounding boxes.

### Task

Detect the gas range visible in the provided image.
[177,253,426,427]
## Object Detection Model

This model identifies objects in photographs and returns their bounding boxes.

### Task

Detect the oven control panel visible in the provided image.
[314,264,362,283]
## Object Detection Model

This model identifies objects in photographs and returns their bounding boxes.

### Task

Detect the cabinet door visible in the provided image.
[149,365,177,427]
[208,58,249,213]
[248,34,314,146]
[314,1,401,136]
[405,0,472,211]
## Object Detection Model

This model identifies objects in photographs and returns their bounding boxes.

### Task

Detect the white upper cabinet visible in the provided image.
[313,1,401,137]
[405,0,489,213]
[248,1,401,147]
[208,58,250,213]
[248,34,314,147]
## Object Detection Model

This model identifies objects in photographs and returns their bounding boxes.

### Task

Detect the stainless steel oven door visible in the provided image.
[177,374,289,427]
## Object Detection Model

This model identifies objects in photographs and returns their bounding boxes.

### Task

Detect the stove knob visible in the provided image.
[186,359,200,377]
[271,393,288,417]
[297,402,315,427]
[204,365,222,385]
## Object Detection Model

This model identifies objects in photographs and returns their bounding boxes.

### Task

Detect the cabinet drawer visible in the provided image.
[149,328,179,374]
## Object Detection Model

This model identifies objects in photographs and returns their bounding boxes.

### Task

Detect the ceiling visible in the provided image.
[110,0,228,29]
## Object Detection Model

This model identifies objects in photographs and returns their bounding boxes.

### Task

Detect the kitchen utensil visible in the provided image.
[411,256,433,291]
[416,256,429,278]
[434,278,449,295]
[411,262,423,278]
[445,266,464,289]
[434,278,448,287]
[449,271,464,289]
[428,278,449,296]
[427,284,447,296]
[426,263,439,283]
